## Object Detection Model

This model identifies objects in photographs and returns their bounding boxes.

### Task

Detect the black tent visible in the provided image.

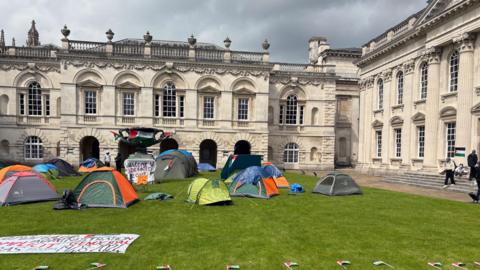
[47,158,80,177]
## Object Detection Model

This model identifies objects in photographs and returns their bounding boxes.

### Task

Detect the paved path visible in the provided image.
[335,169,473,203]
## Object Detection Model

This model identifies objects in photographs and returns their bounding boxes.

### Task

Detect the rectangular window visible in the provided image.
[418,126,425,158]
[446,122,456,158]
[299,105,304,125]
[154,94,160,117]
[179,95,185,118]
[397,75,403,105]
[394,128,402,158]
[19,94,25,115]
[123,92,134,116]
[44,94,50,116]
[28,88,42,116]
[85,90,97,115]
[376,130,382,158]
[238,98,249,120]
[279,105,284,124]
[203,96,214,119]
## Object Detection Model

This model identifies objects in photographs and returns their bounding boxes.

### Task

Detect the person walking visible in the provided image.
[443,157,456,188]
[104,151,111,167]
[468,150,478,181]
[469,161,480,203]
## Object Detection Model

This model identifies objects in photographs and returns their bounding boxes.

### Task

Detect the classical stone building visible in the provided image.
[357,0,480,173]
[0,21,358,169]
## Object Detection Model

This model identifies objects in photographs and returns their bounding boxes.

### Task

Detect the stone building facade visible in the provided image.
[357,0,480,173]
[0,22,358,170]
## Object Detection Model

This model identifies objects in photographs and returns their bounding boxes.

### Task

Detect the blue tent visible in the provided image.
[221,155,262,179]
[198,163,216,172]
[232,166,269,185]
[81,158,104,168]
[33,164,58,173]
[159,149,192,156]
[263,164,283,178]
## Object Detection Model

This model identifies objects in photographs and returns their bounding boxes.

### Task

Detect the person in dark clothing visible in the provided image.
[469,161,480,203]
[468,150,478,181]
[115,153,122,171]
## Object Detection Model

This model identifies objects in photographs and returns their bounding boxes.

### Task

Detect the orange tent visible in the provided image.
[0,165,33,182]
[73,167,138,208]
[263,164,290,188]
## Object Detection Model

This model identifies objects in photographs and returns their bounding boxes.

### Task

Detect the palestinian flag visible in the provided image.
[455,147,466,157]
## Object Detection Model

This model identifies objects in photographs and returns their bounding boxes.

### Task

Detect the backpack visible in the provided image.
[53,189,84,210]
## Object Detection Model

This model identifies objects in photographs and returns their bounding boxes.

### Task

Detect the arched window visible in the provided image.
[419,62,428,99]
[24,136,43,159]
[396,71,403,105]
[286,95,298,124]
[449,50,459,92]
[283,142,299,163]
[163,82,176,117]
[28,82,42,115]
[377,79,383,110]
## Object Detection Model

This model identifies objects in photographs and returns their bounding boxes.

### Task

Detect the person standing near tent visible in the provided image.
[468,150,478,181]
[443,157,456,188]
[115,153,122,170]
[471,161,480,203]
[104,152,111,167]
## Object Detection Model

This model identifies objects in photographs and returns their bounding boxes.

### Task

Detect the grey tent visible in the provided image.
[47,158,80,177]
[0,172,59,206]
[313,172,362,196]
[154,150,198,181]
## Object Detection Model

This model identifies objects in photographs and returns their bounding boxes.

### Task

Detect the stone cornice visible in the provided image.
[269,74,333,86]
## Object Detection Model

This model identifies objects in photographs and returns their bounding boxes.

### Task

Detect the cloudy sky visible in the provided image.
[0,0,426,62]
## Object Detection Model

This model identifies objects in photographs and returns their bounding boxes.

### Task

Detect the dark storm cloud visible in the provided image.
[0,0,426,62]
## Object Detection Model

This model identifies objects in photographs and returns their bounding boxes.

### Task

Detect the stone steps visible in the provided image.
[384,171,477,193]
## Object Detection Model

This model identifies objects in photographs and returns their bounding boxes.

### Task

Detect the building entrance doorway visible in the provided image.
[234,140,251,155]
[200,139,217,167]
[160,138,179,153]
[80,136,99,161]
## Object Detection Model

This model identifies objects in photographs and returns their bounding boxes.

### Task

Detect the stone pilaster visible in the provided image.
[454,33,475,165]
[381,70,392,165]
[402,60,415,165]
[357,86,366,164]
[424,47,441,168]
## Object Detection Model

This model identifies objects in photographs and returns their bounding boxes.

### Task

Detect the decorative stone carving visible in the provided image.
[105,29,114,42]
[425,47,442,64]
[454,33,475,53]
[403,60,415,74]
[223,37,231,49]
[188,34,196,46]
[61,25,70,40]
[382,69,392,82]
[143,31,152,44]
[0,62,60,73]
[269,75,325,86]
[262,39,270,50]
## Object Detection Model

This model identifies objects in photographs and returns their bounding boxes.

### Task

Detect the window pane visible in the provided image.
[394,128,402,158]
[154,94,160,117]
[85,90,97,114]
[19,94,25,115]
[123,92,135,116]
[283,142,299,163]
[279,105,284,124]
[286,95,297,124]
[44,94,50,116]
[449,51,459,92]
[203,96,214,119]
[163,83,176,117]
[446,123,456,158]
[299,105,304,125]
[28,82,42,116]
[420,63,428,99]
[378,79,383,110]
[238,98,248,120]
[376,131,382,158]
[24,136,43,159]
[179,96,185,118]
[397,72,403,105]
[418,126,425,158]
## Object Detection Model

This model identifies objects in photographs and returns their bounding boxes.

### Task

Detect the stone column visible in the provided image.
[424,47,442,168]
[454,33,475,165]
[402,60,415,165]
[357,88,365,165]
[381,70,392,165]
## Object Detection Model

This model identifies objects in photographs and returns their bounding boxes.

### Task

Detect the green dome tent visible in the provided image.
[313,172,362,196]
[187,178,232,205]
[154,150,198,181]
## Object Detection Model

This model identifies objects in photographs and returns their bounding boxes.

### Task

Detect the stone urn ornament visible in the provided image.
[144,31,152,44]
[224,37,231,49]
[61,25,70,39]
[262,39,270,50]
[188,34,196,46]
[106,29,114,42]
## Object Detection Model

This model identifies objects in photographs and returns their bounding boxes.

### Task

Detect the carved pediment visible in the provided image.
[390,116,404,126]
[77,79,102,88]
[233,87,256,95]
[440,106,456,118]
[116,81,140,89]
[372,120,383,128]
[198,85,221,94]
[412,112,426,123]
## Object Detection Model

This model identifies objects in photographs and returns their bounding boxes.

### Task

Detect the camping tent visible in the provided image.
[0,172,58,206]
[198,163,216,172]
[47,158,80,176]
[0,165,33,182]
[313,172,363,196]
[73,167,138,208]
[79,158,105,173]
[221,154,262,179]
[187,178,232,205]
[262,164,289,188]
[228,166,279,199]
[33,164,60,179]
[154,150,198,181]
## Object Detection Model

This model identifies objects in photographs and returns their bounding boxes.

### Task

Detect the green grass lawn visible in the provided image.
[0,171,479,270]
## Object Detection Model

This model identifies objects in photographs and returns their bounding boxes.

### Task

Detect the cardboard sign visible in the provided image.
[124,159,156,185]
[0,234,139,254]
